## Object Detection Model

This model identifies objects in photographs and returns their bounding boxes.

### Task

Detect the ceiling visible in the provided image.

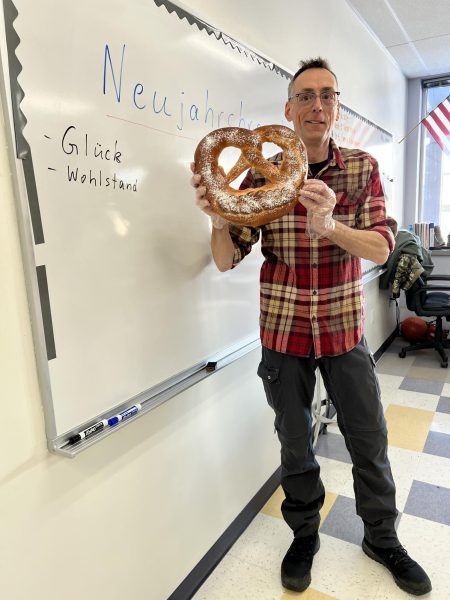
[346,0,450,79]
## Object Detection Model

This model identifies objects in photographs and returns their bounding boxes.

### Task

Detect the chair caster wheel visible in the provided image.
[441,362,448,368]
[399,350,406,358]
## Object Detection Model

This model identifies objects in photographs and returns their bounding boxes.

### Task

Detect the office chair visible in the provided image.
[399,274,450,368]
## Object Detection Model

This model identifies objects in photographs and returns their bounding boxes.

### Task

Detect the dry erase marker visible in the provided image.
[67,419,108,445]
[108,403,142,427]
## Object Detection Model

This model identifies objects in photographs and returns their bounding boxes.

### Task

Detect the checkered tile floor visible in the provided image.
[193,337,450,599]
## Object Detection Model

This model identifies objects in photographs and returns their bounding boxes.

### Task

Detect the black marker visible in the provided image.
[66,419,108,445]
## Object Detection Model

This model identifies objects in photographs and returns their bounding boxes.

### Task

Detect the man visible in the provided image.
[191,58,431,596]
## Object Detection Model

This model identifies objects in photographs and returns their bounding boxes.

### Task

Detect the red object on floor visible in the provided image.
[401,317,428,340]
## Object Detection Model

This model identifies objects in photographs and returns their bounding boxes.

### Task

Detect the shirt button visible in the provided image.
[313,290,317,295]
[312,315,316,321]
[312,263,318,268]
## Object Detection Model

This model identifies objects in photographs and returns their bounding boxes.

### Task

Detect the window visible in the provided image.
[420,78,450,241]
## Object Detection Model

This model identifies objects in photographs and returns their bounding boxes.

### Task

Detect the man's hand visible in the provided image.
[298,180,336,239]
[190,163,228,230]
[190,163,235,271]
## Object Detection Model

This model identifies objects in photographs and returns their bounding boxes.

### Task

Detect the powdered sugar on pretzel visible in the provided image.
[194,125,307,226]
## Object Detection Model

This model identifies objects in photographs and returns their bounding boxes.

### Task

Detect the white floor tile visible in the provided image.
[385,389,440,411]
[191,552,281,600]
[440,382,450,397]
[397,514,450,599]
[227,512,291,570]
[378,373,404,393]
[308,534,381,600]
[316,455,355,499]
[415,452,450,489]
[387,446,421,512]
[430,410,450,434]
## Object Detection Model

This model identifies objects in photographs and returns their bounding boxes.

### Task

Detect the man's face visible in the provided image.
[284,68,340,149]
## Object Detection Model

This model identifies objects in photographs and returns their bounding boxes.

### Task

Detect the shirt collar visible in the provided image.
[328,138,346,169]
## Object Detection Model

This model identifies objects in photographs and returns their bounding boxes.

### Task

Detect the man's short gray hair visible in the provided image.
[288,57,338,98]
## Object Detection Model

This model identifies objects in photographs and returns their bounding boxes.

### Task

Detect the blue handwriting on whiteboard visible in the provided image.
[102,44,261,132]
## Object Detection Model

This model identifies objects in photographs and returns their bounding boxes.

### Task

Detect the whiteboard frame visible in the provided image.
[1,0,60,439]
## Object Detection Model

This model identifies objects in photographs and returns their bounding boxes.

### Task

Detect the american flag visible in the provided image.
[422,94,450,153]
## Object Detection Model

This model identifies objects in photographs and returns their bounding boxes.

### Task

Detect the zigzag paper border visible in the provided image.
[3,0,29,158]
[153,0,291,80]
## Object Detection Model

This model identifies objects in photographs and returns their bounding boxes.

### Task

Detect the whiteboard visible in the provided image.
[1,0,393,451]
[1,0,291,446]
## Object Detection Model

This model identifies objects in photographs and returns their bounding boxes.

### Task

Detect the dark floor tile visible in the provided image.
[320,495,402,545]
[383,338,406,354]
[315,432,351,464]
[423,430,450,459]
[399,377,444,396]
[412,352,449,369]
[320,495,363,545]
[403,480,450,526]
[436,396,450,414]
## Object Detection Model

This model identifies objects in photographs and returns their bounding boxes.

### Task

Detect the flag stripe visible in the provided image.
[435,102,450,133]
[422,115,450,152]
[440,98,450,122]
[430,110,450,136]
[422,118,445,151]
[421,94,450,154]
[429,116,450,152]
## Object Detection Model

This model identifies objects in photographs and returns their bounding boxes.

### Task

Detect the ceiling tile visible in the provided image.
[387,43,430,78]
[414,35,450,75]
[346,0,450,78]
[346,0,407,46]
[388,0,450,41]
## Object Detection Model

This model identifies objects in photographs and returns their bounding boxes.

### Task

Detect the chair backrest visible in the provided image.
[404,276,427,313]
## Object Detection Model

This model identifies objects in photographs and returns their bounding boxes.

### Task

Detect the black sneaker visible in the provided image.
[281,532,320,592]
[362,538,432,596]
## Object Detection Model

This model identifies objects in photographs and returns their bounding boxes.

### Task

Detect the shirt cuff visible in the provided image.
[372,225,395,253]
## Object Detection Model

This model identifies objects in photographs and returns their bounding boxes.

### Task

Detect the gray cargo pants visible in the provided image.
[257,337,399,548]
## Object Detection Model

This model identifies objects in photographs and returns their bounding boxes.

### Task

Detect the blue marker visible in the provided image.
[108,403,142,427]
[67,419,108,445]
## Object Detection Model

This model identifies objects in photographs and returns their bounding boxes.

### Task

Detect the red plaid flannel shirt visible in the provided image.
[229,138,395,358]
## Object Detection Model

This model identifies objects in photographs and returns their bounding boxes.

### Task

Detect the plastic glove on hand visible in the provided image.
[298,180,336,240]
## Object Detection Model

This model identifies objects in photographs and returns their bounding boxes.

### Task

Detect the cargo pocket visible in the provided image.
[257,361,281,410]
[368,351,382,401]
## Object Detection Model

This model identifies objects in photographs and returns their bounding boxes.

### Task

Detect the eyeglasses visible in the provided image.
[288,91,340,106]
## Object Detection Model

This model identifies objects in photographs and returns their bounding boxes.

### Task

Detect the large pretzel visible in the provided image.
[194,125,307,226]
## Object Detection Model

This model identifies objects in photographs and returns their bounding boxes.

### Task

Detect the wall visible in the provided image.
[403,77,423,228]
[364,280,397,352]
[0,1,406,598]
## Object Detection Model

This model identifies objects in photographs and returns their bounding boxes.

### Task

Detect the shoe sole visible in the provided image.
[281,537,320,593]
[362,541,432,596]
